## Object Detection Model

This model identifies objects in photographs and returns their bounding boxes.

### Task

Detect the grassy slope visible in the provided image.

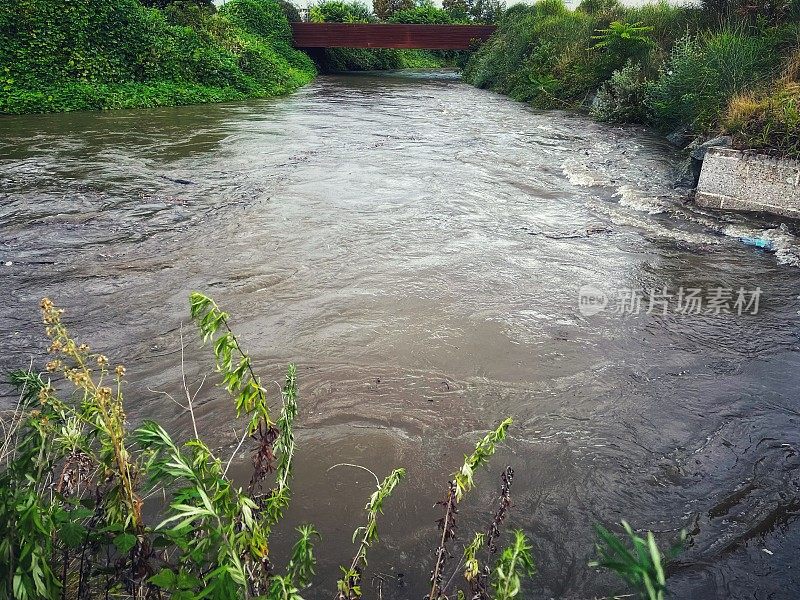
[0,0,316,114]
[463,0,800,157]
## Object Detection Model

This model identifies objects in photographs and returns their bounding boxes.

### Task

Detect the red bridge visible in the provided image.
[291,23,497,50]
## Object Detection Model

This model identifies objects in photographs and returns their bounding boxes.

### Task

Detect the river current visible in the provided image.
[2,71,800,599]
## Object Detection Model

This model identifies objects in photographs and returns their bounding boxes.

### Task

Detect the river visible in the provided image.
[2,71,800,599]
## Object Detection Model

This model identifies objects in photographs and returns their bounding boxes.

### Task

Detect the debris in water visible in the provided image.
[740,236,775,251]
[159,175,196,185]
[762,548,774,555]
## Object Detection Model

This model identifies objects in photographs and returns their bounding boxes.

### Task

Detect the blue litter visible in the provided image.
[739,236,775,251]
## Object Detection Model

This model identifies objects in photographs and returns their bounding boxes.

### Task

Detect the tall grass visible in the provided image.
[724,48,800,158]
[646,29,778,132]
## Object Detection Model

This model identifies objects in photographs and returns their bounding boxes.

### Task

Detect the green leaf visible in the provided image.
[113,533,137,554]
[58,520,87,548]
[177,570,203,590]
[149,568,177,590]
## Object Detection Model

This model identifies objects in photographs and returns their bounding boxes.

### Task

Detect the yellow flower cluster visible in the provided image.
[40,298,127,384]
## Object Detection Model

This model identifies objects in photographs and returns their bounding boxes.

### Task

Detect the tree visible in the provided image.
[373,0,414,20]
[470,0,504,23]
[442,0,470,21]
[373,0,391,19]
[388,4,453,23]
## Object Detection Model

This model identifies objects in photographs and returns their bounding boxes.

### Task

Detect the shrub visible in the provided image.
[0,0,314,114]
[591,60,648,123]
[220,0,294,42]
[162,1,216,28]
[701,0,797,26]
[308,0,373,23]
[310,46,404,71]
[140,0,213,7]
[625,1,703,53]
[576,0,623,18]
[464,1,604,108]
[645,30,778,132]
[592,20,654,69]
[278,0,302,22]
[724,51,800,158]
[587,19,659,84]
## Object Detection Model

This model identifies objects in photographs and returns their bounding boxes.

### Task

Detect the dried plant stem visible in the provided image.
[429,482,457,600]
[180,323,200,441]
[224,426,250,477]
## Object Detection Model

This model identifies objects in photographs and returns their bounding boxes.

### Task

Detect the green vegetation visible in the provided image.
[590,521,687,600]
[0,0,315,114]
[387,4,455,24]
[464,0,800,157]
[723,50,800,158]
[0,295,685,599]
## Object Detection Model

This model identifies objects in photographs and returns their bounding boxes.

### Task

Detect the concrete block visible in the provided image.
[695,147,800,219]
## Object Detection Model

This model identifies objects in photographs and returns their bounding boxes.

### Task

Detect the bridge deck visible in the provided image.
[291,23,496,50]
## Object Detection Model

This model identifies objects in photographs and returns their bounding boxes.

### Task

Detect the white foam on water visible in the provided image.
[565,157,800,268]
[562,161,604,187]
[615,185,669,215]
[587,200,721,246]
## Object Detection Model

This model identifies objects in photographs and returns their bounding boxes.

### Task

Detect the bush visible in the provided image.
[625,1,703,53]
[464,1,605,108]
[0,0,315,114]
[576,0,623,18]
[308,0,373,22]
[724,50,800,158]
[592,20,654,69]
[701,0,798,26]
[591,60,648,123]
[162,1,216,28]
[278,0,302,22]
[310,47,404,71]
[220,0,294,42]
[140,0,213,8]
[645,30,778,132]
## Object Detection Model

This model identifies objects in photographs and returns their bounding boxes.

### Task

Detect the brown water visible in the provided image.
[2,71,800,599]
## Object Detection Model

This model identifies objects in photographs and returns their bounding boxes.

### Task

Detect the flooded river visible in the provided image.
[2,71,800,599]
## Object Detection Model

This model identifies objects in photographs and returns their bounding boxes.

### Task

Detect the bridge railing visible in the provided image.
[291,23,497,50]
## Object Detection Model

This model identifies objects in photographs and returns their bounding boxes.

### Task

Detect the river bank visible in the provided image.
[463,0,800,160]
[0,0,460,114]
[0,0,316,114]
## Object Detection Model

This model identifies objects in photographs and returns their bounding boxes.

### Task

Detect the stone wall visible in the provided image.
[695,148,800,219]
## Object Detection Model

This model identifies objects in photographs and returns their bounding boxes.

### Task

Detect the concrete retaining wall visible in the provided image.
[695,147,800,219]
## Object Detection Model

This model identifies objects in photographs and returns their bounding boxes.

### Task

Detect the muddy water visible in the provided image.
[2,71,800,599]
